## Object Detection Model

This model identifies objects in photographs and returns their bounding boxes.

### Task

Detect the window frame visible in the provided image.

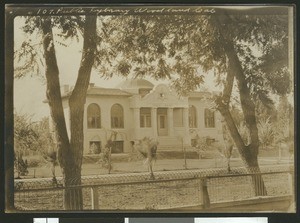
[111,140,124,153]
[87,103,101,129]
[204,108,215,128]
[111,103,124,129]
[140,107,152,128]
[189,105,197,128]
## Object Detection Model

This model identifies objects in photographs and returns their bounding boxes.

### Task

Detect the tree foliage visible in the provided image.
[98,8,290,196]
[14,112,40,152]
[14,112,55,154]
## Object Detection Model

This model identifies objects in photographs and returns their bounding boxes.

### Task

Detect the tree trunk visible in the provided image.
[108,147,112,174]
[41,15,97,210]
[225,42,267,196]
[149,162,155,180]
[63,163,83,209]
[41,17,74,208]
[67,15,97,210]
[213,14,267,196]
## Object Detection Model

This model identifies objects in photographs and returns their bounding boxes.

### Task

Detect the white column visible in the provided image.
[183,107,189,128]
[183,107,190,144]
[151,107,158,138]
[183,107,190,129]
[133,108,140,139]
[167,107,174,136]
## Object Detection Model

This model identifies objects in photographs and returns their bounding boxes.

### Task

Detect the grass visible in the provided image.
[14,145,294,211]
[22,155,293,180]
[14,169,293,211]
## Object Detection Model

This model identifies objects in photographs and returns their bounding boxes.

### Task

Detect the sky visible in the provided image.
[13,7,294,122]
[13,16,217,121]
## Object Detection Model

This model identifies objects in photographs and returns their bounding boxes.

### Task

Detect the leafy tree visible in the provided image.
[131,137,158,180]
[43,150,59,186]
[192,135,209,159]
[14,112,40,153]
[14,112,39,179]
[99,145,113,174]
[14,152,29,178]
[220,120,234,173]
[276,96,293,142]
[14,112,58,181]
[103,8,291,196]
[207,11,289,192]
[258,117,275,149]
[15,15,97,210]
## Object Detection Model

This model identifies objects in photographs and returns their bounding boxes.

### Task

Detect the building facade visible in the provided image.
[58,79,223,154]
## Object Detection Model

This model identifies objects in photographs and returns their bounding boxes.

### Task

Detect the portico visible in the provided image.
[130,84,191,148]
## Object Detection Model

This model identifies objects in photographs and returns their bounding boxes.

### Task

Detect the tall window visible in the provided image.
[173,108,183,127]
[112,141,124,153]
[111,104,124,128]
[205,108,215,128]
[87,103,101,128]
[189,105,197,128]
[140,108,151,128]
[89,141,101,154]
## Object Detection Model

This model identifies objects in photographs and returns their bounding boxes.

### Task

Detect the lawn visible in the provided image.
[23,150,293,179]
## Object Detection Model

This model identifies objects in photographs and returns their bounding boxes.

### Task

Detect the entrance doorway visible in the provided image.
[157,108,168,136]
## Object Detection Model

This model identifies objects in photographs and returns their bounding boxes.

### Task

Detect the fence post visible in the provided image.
[91,187,99,210]
[200,178,210,209]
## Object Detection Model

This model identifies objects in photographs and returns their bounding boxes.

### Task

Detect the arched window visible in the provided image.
[87,103,101,129]
[111,104,124,128]
[204,108,215,128]
[189,105,197,128]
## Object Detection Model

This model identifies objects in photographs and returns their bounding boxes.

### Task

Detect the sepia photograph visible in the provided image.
[5,4,295,212]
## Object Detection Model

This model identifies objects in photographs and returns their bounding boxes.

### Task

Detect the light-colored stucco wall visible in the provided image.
[83,95,133,154]
[188,98,223,142]
[56,85,223,155]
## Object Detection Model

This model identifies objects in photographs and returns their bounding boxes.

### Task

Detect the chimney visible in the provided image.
[61,85,69,94]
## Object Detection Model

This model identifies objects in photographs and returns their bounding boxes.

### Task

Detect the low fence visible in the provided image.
[14,168,294,211]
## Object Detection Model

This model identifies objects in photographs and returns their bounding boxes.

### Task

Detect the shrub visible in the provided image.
[27,158,43,167]
[258,117,275,149]
[14,155,28,177]
[25,156,45,167]
[192,135,209,159]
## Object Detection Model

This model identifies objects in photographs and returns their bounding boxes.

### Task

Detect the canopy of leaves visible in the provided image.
[14,16,85,79]
[91,10,290,100]
[15,9,290,101]
[14,113,40,151]
[14,112,54,154]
